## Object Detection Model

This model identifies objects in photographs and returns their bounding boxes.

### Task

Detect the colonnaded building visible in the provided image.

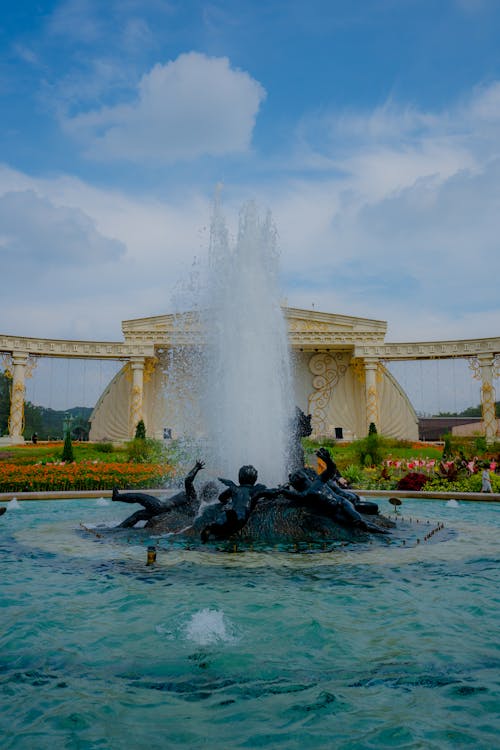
[1,306,499,444]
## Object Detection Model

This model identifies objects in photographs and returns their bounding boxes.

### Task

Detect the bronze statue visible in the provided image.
[277,448,388,534]
[112,460,205,528]
[288,406,313,472]
[111,451,392,542]
[200,464,273,542]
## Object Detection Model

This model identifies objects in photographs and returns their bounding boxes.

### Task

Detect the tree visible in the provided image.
[134,419,146,439]
[24,401,44,439]
[442,434,453,461]
[61,430,75,462]
[0,371,11,436]
[352,431,386,467]
[368,422,378,435]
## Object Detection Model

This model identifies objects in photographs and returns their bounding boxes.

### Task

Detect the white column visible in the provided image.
[8,352,28,443]
[364,357,379,434]
[129,356,145,437]
[478,353,497,443]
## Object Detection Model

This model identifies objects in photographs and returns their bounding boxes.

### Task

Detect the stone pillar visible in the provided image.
[129,356,145,437]
[478,354,497,443]
[8,352,28,443]
[364,357,379,434]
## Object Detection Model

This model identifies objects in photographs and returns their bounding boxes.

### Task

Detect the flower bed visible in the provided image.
[0,461,174,492]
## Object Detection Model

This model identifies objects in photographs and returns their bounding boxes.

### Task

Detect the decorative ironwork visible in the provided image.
[493,354,500,380]
[481,381,497,439]
[25,354,39,379]
[143,356,158,384]
[8,380,25,437]
[366,385,379,426]
[130,385,143,431]
[1,353,13,378]
[308,352,347,435]
[468,357,481,381]
[350,358,365,383]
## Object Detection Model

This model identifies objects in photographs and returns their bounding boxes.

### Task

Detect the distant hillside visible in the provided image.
[1,370,92,439]
[24,404,93,440]
[435,402,499,418]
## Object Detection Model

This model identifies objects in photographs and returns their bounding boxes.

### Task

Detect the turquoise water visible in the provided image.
[1,498,499,749]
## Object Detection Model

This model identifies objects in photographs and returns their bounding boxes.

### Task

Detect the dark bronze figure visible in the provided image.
[288,406,313,472]
[277,448,388,534]
[112,460,205,528]
[200,465,271,542]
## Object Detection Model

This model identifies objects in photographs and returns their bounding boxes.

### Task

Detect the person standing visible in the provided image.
[481,464,492,493]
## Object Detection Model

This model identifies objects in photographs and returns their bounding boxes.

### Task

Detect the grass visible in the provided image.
[302,438,443,472]
[0,441,179,492]
[0,436,497,494]
[0,442,129,465]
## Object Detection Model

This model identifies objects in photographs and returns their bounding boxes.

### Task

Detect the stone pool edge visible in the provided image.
[1,489,499,502]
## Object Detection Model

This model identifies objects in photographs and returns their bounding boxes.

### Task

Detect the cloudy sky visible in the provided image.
[1,0,499,411]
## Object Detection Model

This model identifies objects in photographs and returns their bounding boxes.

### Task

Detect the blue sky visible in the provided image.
[1,0,500,359]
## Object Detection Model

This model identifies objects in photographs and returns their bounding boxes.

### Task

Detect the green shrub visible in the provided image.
[61,431,74,463]
[95,442,114,453]
[134,419,146,440]
[127,437,164,463]
[352,432,387,467]
[442,434,453,461]
[474,435,487,453]
[342,464,363,485]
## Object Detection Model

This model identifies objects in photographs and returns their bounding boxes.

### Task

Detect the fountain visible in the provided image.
[112,198,395,543]
[1,199,498,749]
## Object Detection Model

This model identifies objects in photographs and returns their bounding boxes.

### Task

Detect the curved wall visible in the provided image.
[90,350,418,442]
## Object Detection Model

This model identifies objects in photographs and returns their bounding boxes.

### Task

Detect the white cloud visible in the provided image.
[0,189,125,268]
[0,165,211,339]
[47,0,104,44]
[259,82,500,342]
[1,81,500,348]
[63,52,266,163]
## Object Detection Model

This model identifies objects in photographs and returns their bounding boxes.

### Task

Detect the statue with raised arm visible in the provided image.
[314,447,380,516]
[109,452,393,542]
[275,448,388,534]
[288,406,313,472]
[200,464,271,542]
[112,460,205,528]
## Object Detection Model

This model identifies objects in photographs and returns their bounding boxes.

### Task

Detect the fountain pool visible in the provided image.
[1,497,499,749]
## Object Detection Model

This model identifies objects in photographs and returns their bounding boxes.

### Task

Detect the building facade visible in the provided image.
[1,306,499,444]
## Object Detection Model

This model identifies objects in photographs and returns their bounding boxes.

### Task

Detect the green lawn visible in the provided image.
[0,441,128,465]
[302,438,443,471]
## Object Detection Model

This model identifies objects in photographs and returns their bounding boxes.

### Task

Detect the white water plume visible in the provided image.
[202,200,293,484]
[163,200,293,485]
[184,608,236,645]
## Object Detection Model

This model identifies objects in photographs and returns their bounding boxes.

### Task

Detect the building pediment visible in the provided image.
[284,307,387,349]
[121,307,388,349]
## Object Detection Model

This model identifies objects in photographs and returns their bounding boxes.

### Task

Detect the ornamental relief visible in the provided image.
[308,352,348,435]
[481,382,497,437]
[8,380,26,436]
[366,385,379,427]
[288,319,348,333]
[130,385,143,431]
